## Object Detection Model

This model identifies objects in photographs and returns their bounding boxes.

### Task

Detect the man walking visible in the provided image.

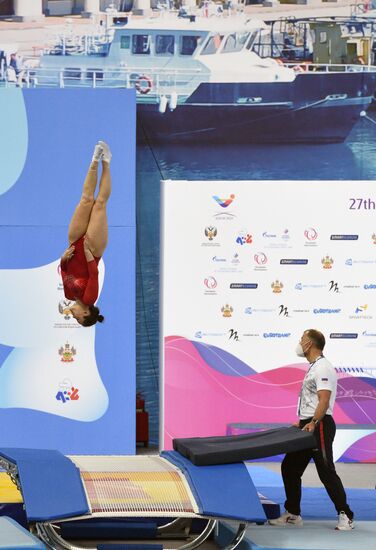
[270,329,354,530]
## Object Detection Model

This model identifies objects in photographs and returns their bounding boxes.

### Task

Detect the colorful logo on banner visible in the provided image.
[304,227,318,241]
[55,380,80,404]
[204,276,217,289]
[58,299,74,320]
[321,255,334,269]
[330,234,358,241]
[205,226,217,241]
[254,252,268,265]
[221,304,233,317]
[350,305,371,320]
[313,308,341,314]
[213,194,235,208]
[271,280,283,293]
[58,343,77,362]
[230,283,257,289]
[236,231,252,245]
[330,333,358,339]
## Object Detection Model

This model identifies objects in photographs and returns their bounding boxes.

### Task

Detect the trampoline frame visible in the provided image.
[0,454,251,550]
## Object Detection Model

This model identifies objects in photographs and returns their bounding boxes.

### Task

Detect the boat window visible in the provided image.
[132,34,151,54]
[248,30,278,58]
[63,67,81,81]
[155,35,175,55]
[86,68,104,81]
[245,31,260,50]
[180,35,201,55]
[319,31,327,44]
[120,35,130,49]
[221,32,250,53]
[201,34,224,55]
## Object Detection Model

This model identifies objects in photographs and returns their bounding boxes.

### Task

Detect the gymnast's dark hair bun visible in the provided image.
[82,305,105,327]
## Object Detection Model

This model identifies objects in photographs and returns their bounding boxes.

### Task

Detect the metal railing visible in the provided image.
[0,64,205,98]
[284,62,376,73]
[1,61,376,94]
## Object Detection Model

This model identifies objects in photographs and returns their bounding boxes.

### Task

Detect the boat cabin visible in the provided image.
[309,19,375,65]
[42,16,265,70]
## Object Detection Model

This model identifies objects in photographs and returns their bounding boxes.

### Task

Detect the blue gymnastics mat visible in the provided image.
[244,465,284,488]
[0,449,89,521]
[216,520,376,550]
[256,487,376,521]
[245,465,376,521]
[162,451,266,522]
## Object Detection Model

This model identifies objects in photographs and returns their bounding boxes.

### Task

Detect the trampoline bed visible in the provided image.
[0,448,266,550]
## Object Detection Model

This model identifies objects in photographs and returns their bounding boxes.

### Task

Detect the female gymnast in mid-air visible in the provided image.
[60,141,111,326]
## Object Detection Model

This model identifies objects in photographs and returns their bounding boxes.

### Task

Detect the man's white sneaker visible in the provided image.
[99,140,112,163]
[336,512,354,531]
[269,511,303,526]
[92,143,103,162]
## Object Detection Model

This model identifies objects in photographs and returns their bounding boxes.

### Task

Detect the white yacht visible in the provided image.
[20,13,376,143]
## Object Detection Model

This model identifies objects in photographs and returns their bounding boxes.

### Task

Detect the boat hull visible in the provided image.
[137,72,376,144]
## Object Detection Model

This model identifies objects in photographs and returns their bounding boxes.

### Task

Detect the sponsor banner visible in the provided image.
[0,89,136,454]
[161,180,376,460]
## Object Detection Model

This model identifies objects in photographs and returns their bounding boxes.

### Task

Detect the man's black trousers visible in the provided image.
[281,415,353,519]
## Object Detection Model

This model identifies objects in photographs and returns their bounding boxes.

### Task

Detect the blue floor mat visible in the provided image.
[246,465,376,521]
[245,464,284,487]
[257,486,376,521]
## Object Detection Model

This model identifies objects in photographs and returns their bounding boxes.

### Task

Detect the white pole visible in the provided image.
[182,0,196,7]
[132,0,152,15]
[83,0,101,13]
[13,0,44,20]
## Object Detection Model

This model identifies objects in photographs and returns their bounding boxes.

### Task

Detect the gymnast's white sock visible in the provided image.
[99,141,112,163]
[92,143,103,162]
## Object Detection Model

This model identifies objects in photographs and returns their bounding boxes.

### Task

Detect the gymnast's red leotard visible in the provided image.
[60,236,101,306]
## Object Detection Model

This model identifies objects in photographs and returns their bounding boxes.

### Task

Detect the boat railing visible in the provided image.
[284,62,376,73]
[2,61,376,92]
[2,64,205,97]
[43,29,113,57]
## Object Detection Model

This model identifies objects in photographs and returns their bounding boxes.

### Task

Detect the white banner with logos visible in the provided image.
[161,180,376,461]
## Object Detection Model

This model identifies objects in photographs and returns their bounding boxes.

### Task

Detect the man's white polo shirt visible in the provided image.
[298,356,337,419]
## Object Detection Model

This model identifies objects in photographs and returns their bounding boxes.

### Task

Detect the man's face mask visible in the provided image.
[296,338,311,357]
[295,342,306,357]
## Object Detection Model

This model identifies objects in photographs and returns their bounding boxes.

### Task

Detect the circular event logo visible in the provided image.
[204,276,218,289]
[304,227,318,241]
[254,252,268,265]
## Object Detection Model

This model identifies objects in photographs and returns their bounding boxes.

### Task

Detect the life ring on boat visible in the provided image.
[135,74,153,94]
